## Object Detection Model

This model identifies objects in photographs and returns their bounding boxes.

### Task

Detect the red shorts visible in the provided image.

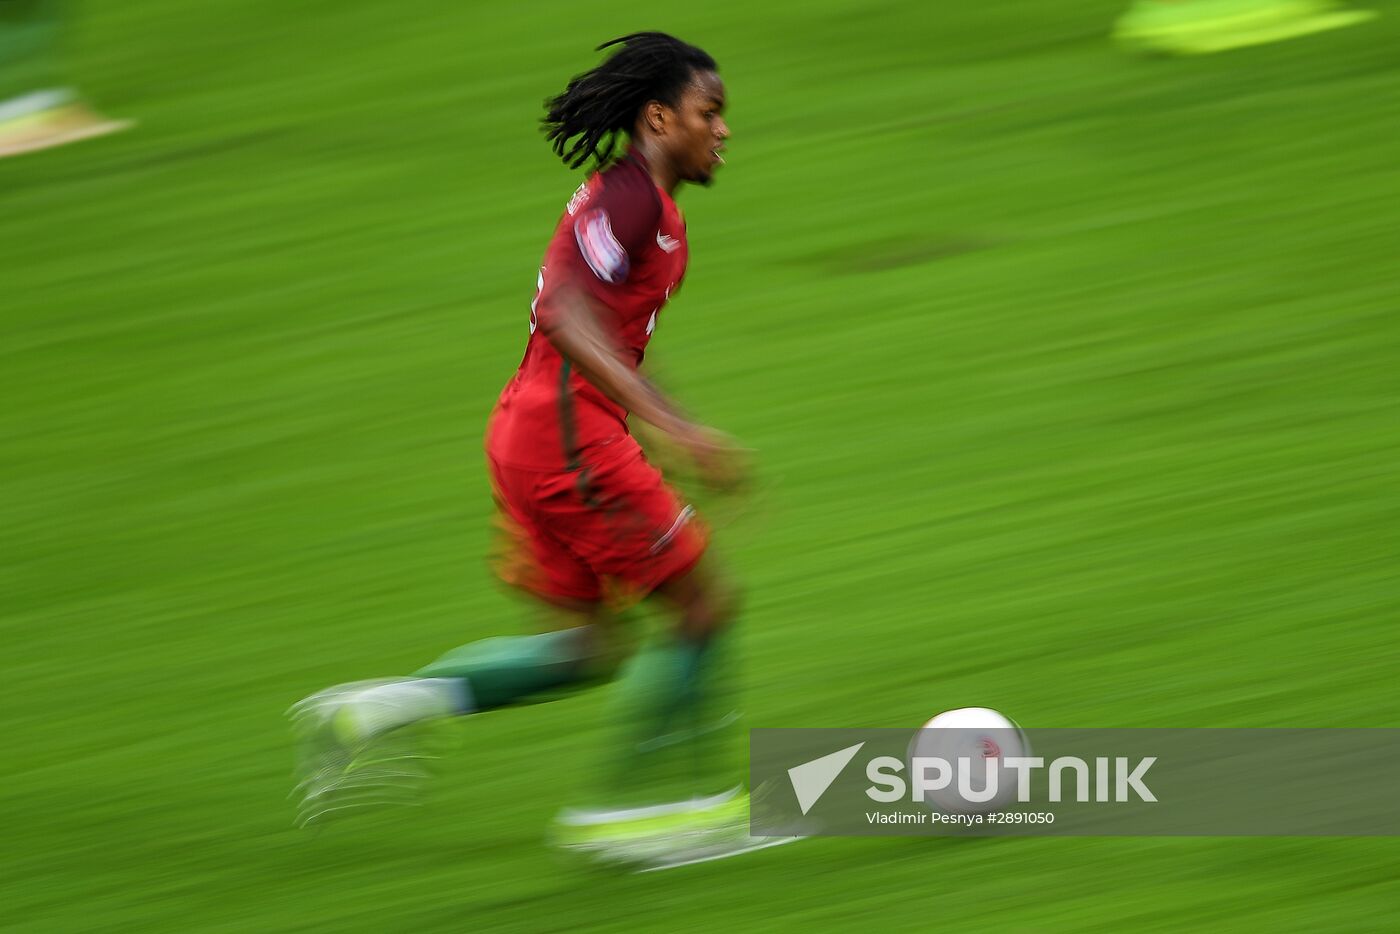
[486,440,707,605]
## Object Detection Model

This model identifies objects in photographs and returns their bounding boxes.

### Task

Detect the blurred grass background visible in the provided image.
[4,0,1399,930]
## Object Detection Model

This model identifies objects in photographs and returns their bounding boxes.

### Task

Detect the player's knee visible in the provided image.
[713,577,742,626]
[654,554,741,640]
[680,578,740,640]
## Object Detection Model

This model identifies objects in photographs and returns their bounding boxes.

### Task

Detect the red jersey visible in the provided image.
[489,149,689,470]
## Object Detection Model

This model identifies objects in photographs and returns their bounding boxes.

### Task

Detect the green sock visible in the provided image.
[414,627,599,711]
[603,630,743,806]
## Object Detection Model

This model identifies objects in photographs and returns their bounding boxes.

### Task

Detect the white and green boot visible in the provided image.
[551,787,801,872]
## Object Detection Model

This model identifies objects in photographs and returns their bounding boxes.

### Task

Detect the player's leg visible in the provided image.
[289,615,613,828]
[536,444,780,862]
[305,439,736,761]
[327,605,610,744]
[554,553,798,867]
[603,555,742,804]
[288,597,617,826]
[527,444,737,802]
[549,556,743,852]
[315,460,619,748]
[287,460,620,824]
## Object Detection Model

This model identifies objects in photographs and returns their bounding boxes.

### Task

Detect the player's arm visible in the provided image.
[539,282,745,490]
[537,283,682,431]
[538,284,742,488]
[626,382,689,475]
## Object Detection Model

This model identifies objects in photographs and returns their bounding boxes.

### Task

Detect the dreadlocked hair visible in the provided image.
[542,32,717,170]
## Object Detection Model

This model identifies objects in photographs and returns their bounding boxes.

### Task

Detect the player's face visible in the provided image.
[669,70,728,186]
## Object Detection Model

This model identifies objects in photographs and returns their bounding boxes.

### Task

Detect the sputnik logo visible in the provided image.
[787,742,865,815]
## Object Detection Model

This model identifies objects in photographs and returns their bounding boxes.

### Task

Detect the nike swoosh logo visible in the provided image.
[656,231,681,253]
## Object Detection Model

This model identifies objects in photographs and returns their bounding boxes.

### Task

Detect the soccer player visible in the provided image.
[1113,0,1376,54]
[292,33,781,867]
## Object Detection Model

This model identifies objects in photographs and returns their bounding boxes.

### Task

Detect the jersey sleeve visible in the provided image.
[568,169,660,286]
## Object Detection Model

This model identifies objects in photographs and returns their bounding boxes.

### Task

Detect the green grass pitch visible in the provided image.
[4,1,1398,930]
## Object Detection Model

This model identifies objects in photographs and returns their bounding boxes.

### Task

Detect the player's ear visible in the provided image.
[643,100,667,135]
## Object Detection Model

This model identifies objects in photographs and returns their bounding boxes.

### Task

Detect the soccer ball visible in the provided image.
[906,706,1029,815]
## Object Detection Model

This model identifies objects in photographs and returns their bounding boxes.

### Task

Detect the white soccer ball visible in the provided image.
[907,707,1030,815]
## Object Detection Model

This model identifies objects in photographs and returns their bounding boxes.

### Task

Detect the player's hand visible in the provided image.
[675,424,750,493]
